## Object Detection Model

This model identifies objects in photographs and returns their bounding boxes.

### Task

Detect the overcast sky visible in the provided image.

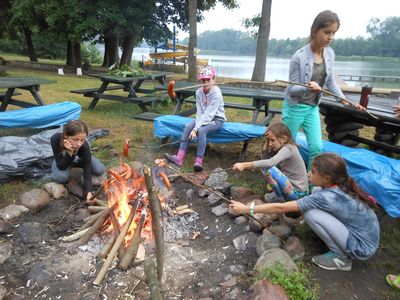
[178,0,397,40]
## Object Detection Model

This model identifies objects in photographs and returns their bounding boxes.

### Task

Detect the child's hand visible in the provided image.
[63,139,75,155]
[86,192,95,205]
[393,105,400,117]
[307,81,322,93]
[233,162,247,172]
[229,200,248,215]
[189,130,197,140]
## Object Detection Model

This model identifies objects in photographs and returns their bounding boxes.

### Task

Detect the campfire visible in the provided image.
[61,162,169,294]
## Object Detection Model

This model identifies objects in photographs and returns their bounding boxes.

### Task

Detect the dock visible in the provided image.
[339,74,400,82]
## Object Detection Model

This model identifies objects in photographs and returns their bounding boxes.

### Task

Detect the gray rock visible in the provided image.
[0,220,13,233]
[283,236,305,261]
[234,216,248,225]
[15,222,53,243]
[213,181,232,195]
[43,182,67,200]
[229,264,245,275]
[27,262,52,286]
[222,287,242,300]
[256,232,282,256]
[199,188,210,198]
[19,188,51,212]
[211,203,229,216]
[204,168,228,187]
[129,161,145,176]
[254,248,298,274]
[185,189,195,200]
[208,192,223,205]
[0,241,12,264]
[232,232,258,252]
[244,279,289,300]
[91,172,107,186]
[0,204,29,221]
[268,224,292,239]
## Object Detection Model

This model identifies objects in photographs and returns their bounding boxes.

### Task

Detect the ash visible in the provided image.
[164,212,199,242]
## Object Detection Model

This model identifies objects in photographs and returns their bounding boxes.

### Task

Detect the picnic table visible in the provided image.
[70,72,167,111]
[0,77,55,111]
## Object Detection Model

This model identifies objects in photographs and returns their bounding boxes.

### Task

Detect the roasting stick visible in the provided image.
[165,164,270,229]
[276,79,379,120]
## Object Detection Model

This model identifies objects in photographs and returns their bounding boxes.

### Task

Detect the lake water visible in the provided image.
[132,47,400,89]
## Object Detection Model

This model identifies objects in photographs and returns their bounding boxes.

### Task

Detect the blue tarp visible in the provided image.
[296,133,400,218]
[154,115,266,143]
[0,101,81,128]
[154,115,400,217]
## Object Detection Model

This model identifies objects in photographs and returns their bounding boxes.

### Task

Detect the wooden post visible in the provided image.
[144,166,164,282]
[143,259,162,300]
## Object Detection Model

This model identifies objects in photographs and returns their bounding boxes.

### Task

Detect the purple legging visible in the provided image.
[179,119,224,157]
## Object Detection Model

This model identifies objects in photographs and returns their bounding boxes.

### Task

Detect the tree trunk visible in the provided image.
[120,34,135,66]
[188,0,197,82]
[66,40,74,66]
[102,36,110,67]
[73,41,82,67]
[108,34,120,68]
[23,27,38,62]
[251,0,272,82]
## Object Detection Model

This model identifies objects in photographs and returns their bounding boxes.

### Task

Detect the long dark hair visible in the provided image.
[263,122,296,151]
[309,10,340,42]
[312,153,374,207]
[60,120,88,149]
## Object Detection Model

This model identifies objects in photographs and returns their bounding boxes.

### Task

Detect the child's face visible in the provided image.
[308,166,332,188]
[65,132,86,151]
[201,78,215,93]
[266,132,287,152]
[313,22,339,48]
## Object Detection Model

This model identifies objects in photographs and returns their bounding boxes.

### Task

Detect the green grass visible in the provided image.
[256,263,319,300]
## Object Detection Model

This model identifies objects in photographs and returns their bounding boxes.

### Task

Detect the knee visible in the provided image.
[197,127,206,138]
[303,209,320,224]
[91,158,105,175]
[52,172,69,184]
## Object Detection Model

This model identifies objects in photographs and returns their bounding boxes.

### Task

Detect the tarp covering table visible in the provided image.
[297,133,400,218]
[153,115,266,143]
[0,101,81,128]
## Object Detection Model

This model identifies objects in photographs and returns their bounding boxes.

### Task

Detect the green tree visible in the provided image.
[367,16,400,57]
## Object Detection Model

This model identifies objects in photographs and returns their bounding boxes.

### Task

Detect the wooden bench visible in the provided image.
[152,115,266,161]
[0,91,22,100]
[70,85,124,96]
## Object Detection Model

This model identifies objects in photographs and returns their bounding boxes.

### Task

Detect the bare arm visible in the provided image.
[229,200,300,215]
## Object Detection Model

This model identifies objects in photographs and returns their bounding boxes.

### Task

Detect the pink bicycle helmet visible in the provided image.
[197,66,216,80]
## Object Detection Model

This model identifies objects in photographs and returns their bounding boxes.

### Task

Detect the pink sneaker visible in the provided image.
[164,153,182,166]
[193,162,203,172]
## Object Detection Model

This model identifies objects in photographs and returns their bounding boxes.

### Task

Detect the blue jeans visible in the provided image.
[282,101,322,169]
[51,156,105,183]
[179,119,224,158]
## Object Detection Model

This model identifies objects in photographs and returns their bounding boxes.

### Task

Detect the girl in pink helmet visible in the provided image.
[165,66,226,172]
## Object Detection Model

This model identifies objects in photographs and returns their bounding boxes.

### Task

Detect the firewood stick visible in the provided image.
[79,207,113,245]
[60,227,91,242]
[98,211,122,259]
[88,206,108,214]
[98,234,116,259]
[144,166,164,282]
[119,209,147,270]
[93,208,135,285]
[143,259,162,300]
[94,199,109,207]
[79,207,111,232]
[110,212,126,261]
[175,205,189,211]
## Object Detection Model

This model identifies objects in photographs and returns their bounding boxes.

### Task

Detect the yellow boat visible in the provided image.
[149,48,200,60]
[166,42,188,51]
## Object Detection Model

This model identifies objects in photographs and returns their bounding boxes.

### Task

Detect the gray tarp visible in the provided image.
[0,129,110,183]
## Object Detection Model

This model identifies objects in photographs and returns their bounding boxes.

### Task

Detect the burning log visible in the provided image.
[119,208,147,270]
[93,199,109,207]
[93,207,136,285]
[98,212,121,259]
[143,259,162,300]
[144,166,164,282]
[87,206,108,214]
[98,234,116,259]
[79,207,113,245]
